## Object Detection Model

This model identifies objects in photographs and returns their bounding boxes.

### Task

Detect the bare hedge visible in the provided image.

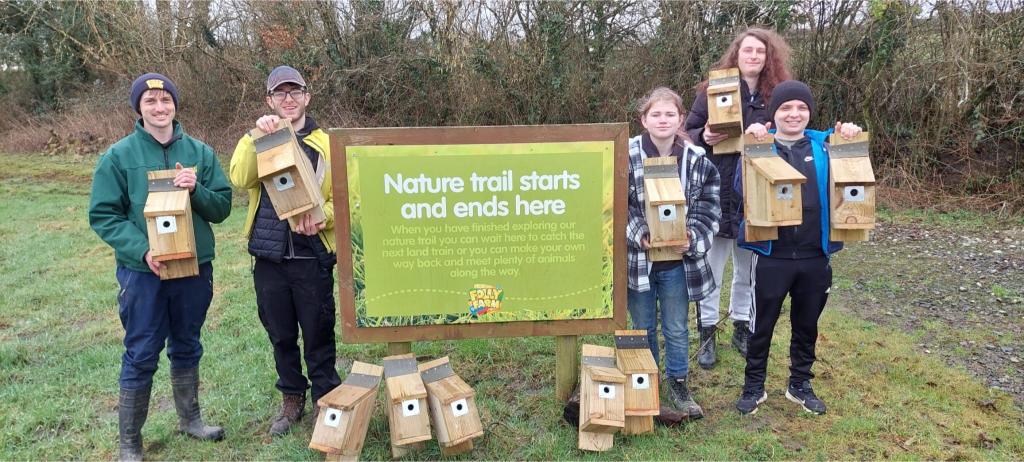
[2,0,1021,209]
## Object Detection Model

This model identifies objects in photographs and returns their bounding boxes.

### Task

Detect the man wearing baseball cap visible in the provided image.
[229,65,340,435]
[89,72,232,460]
[733,80,863,416]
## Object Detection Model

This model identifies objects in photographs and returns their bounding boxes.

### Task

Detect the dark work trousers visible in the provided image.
[742,254,832,392]
[254,258,341,402]
[116,263,214,390]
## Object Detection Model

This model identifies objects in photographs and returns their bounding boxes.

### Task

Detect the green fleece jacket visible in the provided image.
[89,120,232,273]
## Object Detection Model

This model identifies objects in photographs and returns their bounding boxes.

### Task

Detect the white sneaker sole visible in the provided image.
[786,389,825,415]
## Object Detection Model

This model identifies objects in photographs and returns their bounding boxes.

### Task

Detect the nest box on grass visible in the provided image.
[309,361,383,461]
[383,354,431,457]
[577,344,626,452]
[614,330,659,435]
[418,356,484,456]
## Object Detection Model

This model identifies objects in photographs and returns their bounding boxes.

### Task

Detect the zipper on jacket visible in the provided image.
[287,229,296,259]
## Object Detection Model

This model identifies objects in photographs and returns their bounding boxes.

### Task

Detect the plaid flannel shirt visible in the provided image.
[626,135,721,301]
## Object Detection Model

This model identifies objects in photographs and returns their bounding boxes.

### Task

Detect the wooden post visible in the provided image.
[555,335,578,401]
[388,342,412,355]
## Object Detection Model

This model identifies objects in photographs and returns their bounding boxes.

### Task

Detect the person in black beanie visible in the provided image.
[228,66,341,436]
[733,80,863,416]
[90,73,231,461]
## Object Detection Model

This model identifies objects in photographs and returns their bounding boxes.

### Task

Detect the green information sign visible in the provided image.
[331,125,628,343]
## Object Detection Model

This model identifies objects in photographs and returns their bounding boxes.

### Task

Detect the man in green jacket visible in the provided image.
[89,73,232,461]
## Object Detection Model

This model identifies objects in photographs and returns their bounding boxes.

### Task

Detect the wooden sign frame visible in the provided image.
[329,124,629,344]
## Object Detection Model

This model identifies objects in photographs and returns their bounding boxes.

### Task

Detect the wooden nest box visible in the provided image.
[829,132,875,242]
[418,357,484,456]
[706,68,744,154]
[614,330,659,435]
[251,119,326,232]
[642,156,687,262]
[577,344,625,452]
[742,134,807,241]
[143,169,198,280]
[383,354,431,456]
[309,361,383,461]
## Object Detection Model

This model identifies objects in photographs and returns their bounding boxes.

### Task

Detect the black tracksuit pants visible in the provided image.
[254,258,341,402]
[743,254,832,392]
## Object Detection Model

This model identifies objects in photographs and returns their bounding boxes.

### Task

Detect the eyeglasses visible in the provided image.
[269,89,306,102]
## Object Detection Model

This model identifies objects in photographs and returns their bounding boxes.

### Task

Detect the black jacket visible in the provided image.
[769,137,825,259]
[684,80,768,239]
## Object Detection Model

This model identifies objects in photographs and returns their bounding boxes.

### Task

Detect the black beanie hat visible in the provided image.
[129,73,178,114]
[768,80,814,121]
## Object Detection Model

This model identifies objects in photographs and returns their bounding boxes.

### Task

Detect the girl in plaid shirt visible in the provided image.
[626,87,721,420]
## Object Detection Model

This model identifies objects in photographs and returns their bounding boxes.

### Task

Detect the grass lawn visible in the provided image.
[0,153,1021,460]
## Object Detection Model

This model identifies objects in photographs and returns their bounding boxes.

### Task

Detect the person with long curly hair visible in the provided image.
[682,27,793,369]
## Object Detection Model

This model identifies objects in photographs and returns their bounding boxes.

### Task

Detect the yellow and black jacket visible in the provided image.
[228,117,335,258]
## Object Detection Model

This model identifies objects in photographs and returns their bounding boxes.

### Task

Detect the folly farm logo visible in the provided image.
[467,284,504,316]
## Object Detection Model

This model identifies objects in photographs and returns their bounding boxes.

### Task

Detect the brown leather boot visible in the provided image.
[667,378,705,420]
[269,393,305,436]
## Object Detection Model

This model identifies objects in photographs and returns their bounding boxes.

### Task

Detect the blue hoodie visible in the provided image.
[735,128,844,257]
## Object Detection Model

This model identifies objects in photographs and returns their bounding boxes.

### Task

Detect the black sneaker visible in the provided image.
[786,380,826,415]
[732,321,750,357]
[667,378,704,420]
[735,388,767,415]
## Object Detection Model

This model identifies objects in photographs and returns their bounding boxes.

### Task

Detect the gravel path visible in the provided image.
[831,217,1024,403]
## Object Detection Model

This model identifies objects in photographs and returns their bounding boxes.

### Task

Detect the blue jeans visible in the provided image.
[627,265,690,379]
[116,263,214,390]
